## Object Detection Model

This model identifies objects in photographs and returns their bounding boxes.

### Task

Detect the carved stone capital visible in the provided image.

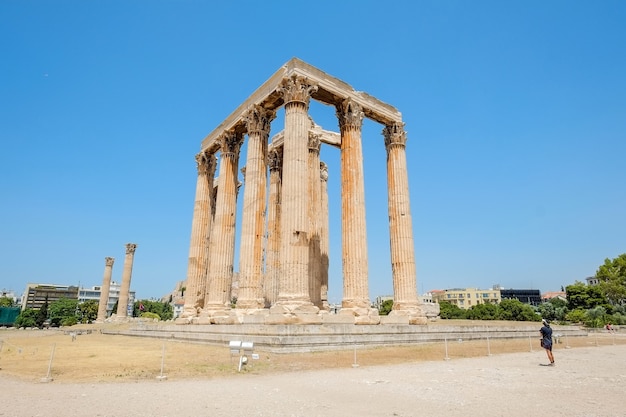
[105,257,115,267]
[125,243,137,255]
[244,105,276,137]
[308,133,321,153]
[336,98,364,132]
[320,161,328,182]
[383,123,407,150]
[219,130,243,158]
[279,75,318,107]
[268,149,283,172]
[195,151,217,177]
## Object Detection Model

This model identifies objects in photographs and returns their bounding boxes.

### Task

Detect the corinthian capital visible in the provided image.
[219,130,243,157]
[268,149,283,171]
[336,98,364,132]
[278,75,318,107]
[125,243,137,255]
[308,133,321,153]
[244,105,276,137]
[195,151,217,177]
[383,122,407,150]
[105,257,115,267]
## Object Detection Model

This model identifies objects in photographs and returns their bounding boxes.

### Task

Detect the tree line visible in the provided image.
[380,253,626,327]
[9,298,173,328]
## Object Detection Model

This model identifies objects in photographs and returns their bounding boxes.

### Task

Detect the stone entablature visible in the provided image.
[201,58,401,153]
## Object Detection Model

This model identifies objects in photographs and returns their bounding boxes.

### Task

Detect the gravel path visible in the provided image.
[1,344,624,417]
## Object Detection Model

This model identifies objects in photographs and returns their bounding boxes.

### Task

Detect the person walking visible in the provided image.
[540,318,555,365]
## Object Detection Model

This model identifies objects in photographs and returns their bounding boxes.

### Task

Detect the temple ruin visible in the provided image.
[178,58,435,325]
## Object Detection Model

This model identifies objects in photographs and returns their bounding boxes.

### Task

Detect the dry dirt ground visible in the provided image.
[1,323,625,417]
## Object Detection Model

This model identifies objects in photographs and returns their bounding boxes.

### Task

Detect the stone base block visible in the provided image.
[354,315,381,325]
[409,316,428,325]
[380,315,410,325]
[240,311,270,324]
[295,313,323,325]
[265,314,301,325]
[175,317,193,325]
[212,316,238,325]
[322,314,355,324]
[195,316,212,325]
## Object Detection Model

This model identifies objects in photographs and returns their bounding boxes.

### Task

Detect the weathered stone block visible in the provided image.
[380,315,410,325]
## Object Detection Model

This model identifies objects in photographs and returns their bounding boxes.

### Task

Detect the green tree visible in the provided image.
[537,302,556,322]
[565,308,586,324]
[0,296,14,307]
[596,253,626,306]
[499,299,540,322]
[15,308,38,328]
[466,303,499,320]
[133,300,173,321]
[378,299,393,316]
[48,298,79,327]
[566,281,608,310]
[77,300,99,323]
[438,301,467,319]
[36,299,49,327]
[586,306,606,328]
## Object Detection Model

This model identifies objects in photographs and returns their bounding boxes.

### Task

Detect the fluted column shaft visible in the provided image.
[205,131,242,309]
[182,152,216,317]
[384,123,419,308]
[237,106,275,309]
[96,257,114,322]
[337,98,369,309]
[319,162,330,309]
[264,149,283,306]
[277,75,317,305]
[116,243,137,317]
[308,134,322,306]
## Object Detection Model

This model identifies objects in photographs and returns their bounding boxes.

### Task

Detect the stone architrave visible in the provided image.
[181,151,217,320]
[336,98,378,323]
[319,162,330,310]
[307,132,322,307]
[264,148,283,307]
[202,130,243,322]
[272,75,320,319]
[116,243,137,318]
[96,257,114,322]
[237,105,276,310]
[383,123,425,324]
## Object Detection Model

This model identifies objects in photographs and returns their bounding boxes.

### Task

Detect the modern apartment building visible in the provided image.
[78,281,135,318]
[431,287,501,310]
[21,283,79,310]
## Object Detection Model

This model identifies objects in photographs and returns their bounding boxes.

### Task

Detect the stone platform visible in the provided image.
[102,322,588,353]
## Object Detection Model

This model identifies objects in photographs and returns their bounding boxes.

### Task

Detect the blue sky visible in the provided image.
[1,1,624,303]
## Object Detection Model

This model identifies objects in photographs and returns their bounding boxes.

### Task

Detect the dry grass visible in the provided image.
[1,324,622,383]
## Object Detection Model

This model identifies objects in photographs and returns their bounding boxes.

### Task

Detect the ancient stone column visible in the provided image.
[384,123,424,323]
[319,162,330,310]
[264,148,283,307]
[116,243,137,318]
[203,130,242,321]
[308,132,322,307]
[272,75,319,317]
[337,98,378,322]
[96,257,114,322]
[181,151,217,320]
[237,105,276,310]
